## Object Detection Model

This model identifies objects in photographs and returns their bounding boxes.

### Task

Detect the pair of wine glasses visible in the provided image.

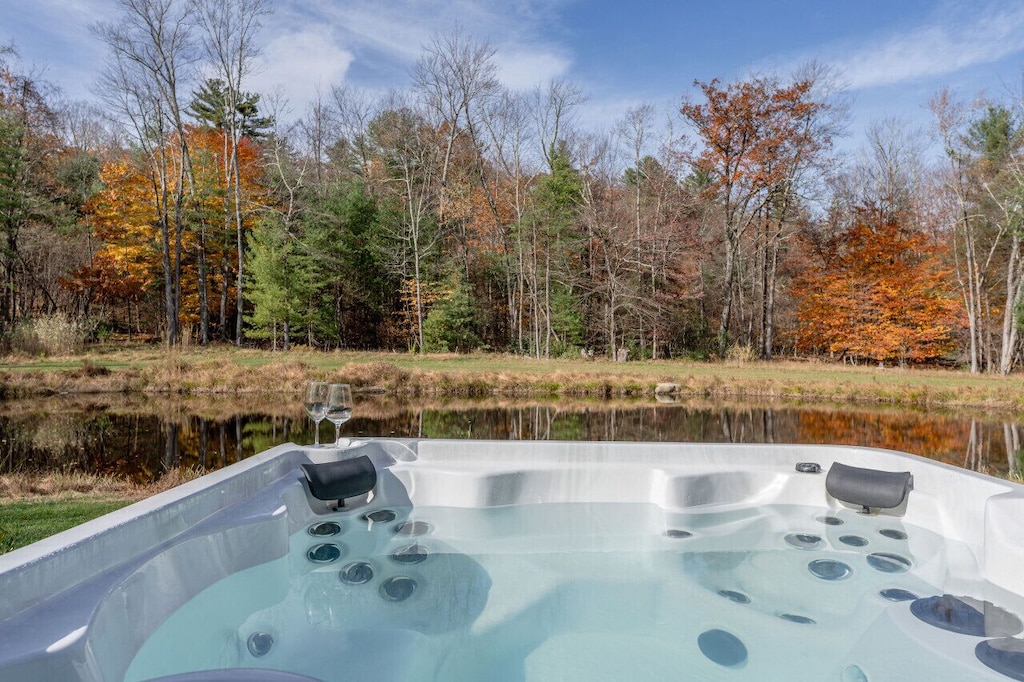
[303,382,353,447]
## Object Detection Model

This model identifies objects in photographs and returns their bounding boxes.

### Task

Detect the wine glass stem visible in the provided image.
[313,418,321,446]
[334,423,342,446]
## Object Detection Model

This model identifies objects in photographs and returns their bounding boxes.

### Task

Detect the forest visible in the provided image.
[2,0,1023,373]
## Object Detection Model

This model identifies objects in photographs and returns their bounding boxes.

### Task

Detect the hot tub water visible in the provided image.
[125,500,1023,682]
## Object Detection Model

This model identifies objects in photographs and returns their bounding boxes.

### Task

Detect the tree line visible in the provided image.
[2,0,1024,372]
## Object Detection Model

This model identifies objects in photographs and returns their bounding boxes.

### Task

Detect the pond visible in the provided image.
[0,394,1021,481]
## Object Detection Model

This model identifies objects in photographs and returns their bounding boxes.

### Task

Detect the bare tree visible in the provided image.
[480,88,539,352]
[412,27,500,276]
[579,131,640,356]
[535,78,585,171]
[856,116,927,219]
[524,78,585,357]
[982,162,1024,375]
[616,103,655,354]
[932,89,992,373]
[57,100,121,157]
[932,90,1024,374]
[370,96,443,351]
[412,27,499,197]
[330,84,379,182]
[301,86,336,193]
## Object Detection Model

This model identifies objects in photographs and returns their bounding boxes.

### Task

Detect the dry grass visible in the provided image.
[6,314,89,356]
[0,466,208,503]
[1,347,1024,413]
[0,471,135,500]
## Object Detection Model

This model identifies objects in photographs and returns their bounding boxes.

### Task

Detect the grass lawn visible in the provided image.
[0,498,132,554]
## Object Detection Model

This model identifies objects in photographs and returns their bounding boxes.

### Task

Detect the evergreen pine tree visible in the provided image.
[423,276,481,352]
[188,78,273,138]
[245,218,320,349]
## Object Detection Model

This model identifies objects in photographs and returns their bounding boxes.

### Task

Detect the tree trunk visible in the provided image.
[220,261,229,340]
[413,243,425,352]
[155,155,177,346]
[999,231,1023,374]
[544,248,552,358]
[762,234,780,359]
[717,233,738,357]
[198,227,209,345]
[233,151,245,345]
[960,208,982,373]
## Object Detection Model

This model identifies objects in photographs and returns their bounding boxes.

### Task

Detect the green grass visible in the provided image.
[0,498,132,554]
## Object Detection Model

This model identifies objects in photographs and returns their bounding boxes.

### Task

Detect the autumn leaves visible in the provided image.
[794,214,960,364]
[65,128,265,340]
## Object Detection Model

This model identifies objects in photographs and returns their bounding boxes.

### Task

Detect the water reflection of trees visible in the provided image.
[0,396,1020,481]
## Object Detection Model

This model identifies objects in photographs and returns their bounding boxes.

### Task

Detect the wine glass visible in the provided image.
[325,383,353,447]
[303,381,328,446]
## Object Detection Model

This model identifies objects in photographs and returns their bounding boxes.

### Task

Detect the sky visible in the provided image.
[6,0,1024,160]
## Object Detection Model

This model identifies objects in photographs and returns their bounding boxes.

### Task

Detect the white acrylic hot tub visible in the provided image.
[1,439,1023,681]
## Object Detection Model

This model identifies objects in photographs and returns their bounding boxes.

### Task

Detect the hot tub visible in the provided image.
[1,440,1023,681]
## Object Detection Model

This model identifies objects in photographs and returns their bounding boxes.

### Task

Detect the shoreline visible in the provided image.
[1,348,1023,414]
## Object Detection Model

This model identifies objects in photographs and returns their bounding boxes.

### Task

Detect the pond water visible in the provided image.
[0,394,1020,481]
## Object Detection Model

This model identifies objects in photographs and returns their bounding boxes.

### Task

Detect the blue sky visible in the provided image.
[6,0,1024,159]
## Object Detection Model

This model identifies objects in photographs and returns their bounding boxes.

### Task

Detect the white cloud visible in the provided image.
[285,0,570,70]
[251,28,355,112]
[309,0,504,65]
[826,3,1024,90]
[322,4,429,63]
[493,49,571,90]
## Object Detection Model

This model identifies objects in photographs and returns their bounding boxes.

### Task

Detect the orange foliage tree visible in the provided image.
[67,127,265,337]
[795,212,964,364]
